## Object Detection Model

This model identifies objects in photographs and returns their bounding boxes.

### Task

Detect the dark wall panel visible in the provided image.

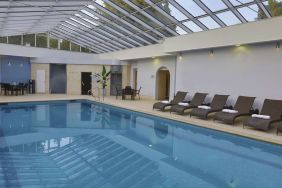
[0,55,31,83]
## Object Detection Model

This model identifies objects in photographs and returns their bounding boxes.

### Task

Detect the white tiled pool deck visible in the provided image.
[1,94,282,145]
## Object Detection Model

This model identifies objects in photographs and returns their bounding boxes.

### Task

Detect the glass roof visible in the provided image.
[0,0,281,53]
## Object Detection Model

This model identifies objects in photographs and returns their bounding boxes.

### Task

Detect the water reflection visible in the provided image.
[50,103,67,128]
[154,122,168,139]
[0,136,74,153]
[0,100,132,136]
[81,102,91,121]
[0,105,34,136]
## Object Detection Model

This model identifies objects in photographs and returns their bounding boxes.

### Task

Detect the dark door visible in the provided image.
[110,73,122,95]
[50,64,66,94]
[81,72,92,95]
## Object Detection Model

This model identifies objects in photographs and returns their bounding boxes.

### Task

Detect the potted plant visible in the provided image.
[92,65,111,100]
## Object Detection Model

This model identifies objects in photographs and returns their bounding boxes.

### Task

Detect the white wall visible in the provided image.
[130,56,176,100]
[100,44,169,61]
[177,43,282,109]
[0,43,121,65]
[131,42,282,109]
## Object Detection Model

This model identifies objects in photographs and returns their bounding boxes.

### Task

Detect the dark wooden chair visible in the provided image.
[11,84,21,96]
[22,83,29,95]
[122,86,134,100]
[3,83,11,95]
[115,86,123,99]
[134,87,142,100]
[0,83,5,95]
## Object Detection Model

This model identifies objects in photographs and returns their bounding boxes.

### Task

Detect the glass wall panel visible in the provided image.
[81,47,90,53]
[23,34,35,47]
[36,33,47,48]
[71,42,80,52]
[0,37,7,43]
[60,40,70,50]
[50,37,58,49]
[8,35,21,45]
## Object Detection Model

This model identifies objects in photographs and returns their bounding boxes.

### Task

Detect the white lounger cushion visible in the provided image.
[161,101,169,104]
[178,102,189,106]
[251,114,271,119]
[222,109,238,113]
[198,105,211,110]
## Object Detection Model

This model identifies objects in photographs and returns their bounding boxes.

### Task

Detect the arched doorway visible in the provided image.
[156,67,170,100]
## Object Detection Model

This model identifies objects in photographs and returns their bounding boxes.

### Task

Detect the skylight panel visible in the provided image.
[81,10,99,20]
[61,23,74,30]
[74,14,82,18]
[94,0,105,7]
[174,0,205,17]
[87,5,96,10]
[263,1,269,6]
[176,26,187,35]
[198,16,220,29]
[216,11,241,26]
[200,0,227,12]
[229,0,254,6]
[238,4,259,22]
[158,2,187,21]
[70,17,91,28]
[74,13,99,26]
[182,21,203,32]
[82,18,99,26]
[65,21,77,27]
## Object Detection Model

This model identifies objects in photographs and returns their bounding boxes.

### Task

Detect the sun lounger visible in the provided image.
[243,99,282,131]
[190,94,229,119]
[170,92,208,114]
[214,96,255,125]
[153,91,188,111]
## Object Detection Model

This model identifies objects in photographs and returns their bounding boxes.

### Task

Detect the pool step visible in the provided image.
[46,134,166,187]
[0,134,172,187]
[0,152,71,187]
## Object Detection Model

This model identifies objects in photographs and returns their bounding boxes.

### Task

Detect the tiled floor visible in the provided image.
[1,94,282,145]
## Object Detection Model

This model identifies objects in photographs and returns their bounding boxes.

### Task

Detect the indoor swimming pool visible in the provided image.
[0,100,281,188]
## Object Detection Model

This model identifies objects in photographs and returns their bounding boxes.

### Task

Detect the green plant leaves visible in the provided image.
[95,65,111,88]
[105,71,112,77]
[102,65,106,76]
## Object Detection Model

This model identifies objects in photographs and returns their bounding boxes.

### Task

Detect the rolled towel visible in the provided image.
[222,109,238,113]
[178,102,189,106]
[251,114,271,119]
[198,105,211,110]
[161,100,169,104]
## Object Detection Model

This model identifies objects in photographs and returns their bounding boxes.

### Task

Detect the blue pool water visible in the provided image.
[0,100,281,188]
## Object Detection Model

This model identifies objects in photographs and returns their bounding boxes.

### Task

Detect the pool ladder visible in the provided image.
[88,87,101,101]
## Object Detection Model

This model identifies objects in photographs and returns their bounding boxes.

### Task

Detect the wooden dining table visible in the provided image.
[121,87,137,100]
